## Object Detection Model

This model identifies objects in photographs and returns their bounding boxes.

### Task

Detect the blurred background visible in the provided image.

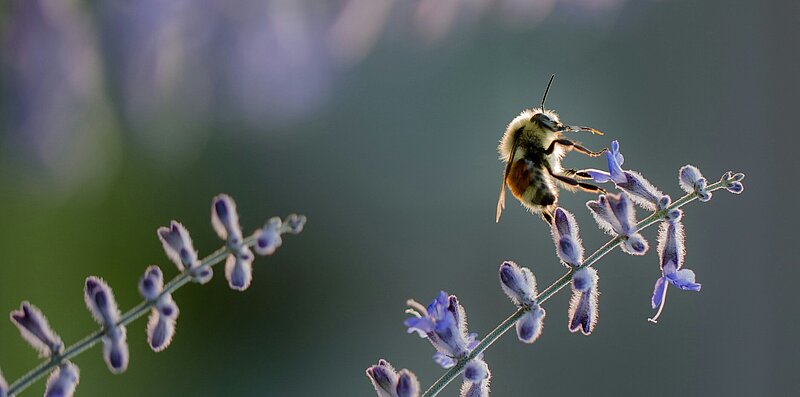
[0,0,797,396]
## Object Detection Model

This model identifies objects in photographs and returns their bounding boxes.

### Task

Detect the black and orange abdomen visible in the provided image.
[507,159,556,208]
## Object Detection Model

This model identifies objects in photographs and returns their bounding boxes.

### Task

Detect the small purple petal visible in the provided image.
[464,359,489,383]
[667,269,702,291]
[211,194,243,243]
[551,208,584,266]
[621,233,649,256]
[651,277,667,309]
[433,352,457,369]
[727,181,744,194]
[224,248,254,291]
[585,169,613,183]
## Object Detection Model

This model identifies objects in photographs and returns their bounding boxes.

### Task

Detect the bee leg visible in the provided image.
[542,209,554,225]
[545,164,607,194]
[563,168,593,180]
[545,139,606,157]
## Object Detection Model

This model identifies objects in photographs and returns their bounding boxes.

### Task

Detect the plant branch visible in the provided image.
[7,236,256,396]
[420,179,731,397]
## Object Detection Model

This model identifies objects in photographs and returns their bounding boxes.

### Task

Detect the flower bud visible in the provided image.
[516,305,545,344]
[550,208,584,266]
[568,268,599,335]
[499,261,537,306]
[10,301,63,357]
[44,362,79,397]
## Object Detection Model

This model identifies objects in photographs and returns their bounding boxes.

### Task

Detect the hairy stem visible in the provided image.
[421,179,730,397]
[7,236,256,396]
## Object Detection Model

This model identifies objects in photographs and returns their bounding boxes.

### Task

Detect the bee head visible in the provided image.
[530,109,562,131]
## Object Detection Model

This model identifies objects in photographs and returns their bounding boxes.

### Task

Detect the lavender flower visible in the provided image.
[586,193,649,255]
[405,292,478,368]
[84,277,129,373]
[678,165,712,201]
[0,367,8,397]
[139,266,179,351]
[499,261,546,343]
[649,218,701,323]
[568,268,599,335]
[365,360,420,397]
[585,140,664,209]
[157,221,212,284]
[550,207,584,266]
[212,194,255,291]
[10,302,63,357]
[724,171,745,194]
[254,217,283,255]
[44,362,79,397]
[460,358,491,397]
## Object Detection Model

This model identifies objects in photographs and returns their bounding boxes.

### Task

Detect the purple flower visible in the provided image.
[139,266,179,352]
[585,141,664,209]
[678,165,711,201]
[157,221,212,284]
[254,217,283,256]
[498,261,546,344]
[550,207,584,266]
[499,261,537,306]
[586,193,649,255]
[405,292,477,368]
[212,194,255,291]
[460,358,491,397]
[516,306,546,344]
[44,361,79,397]
[10,301,63,357]
[84,277,129,373]
[724,171,746,194]
[568,268,599,335]
[365,360,419,397]
[649,219,701,323]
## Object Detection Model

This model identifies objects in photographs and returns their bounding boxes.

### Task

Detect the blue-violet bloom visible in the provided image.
[568,267,599,335]
[84,277,129,373]
[10,301,63,357]
[366,359,420,397]
[586,192,649,255]
[460,358,491,397]
[212,194,255,291]
[405,292,478,368]
[550,207,584,266]
[649,218,701,323]
[44,361,80,397]
[157,221,212,284]
[585,140,664,209]
[139,266,179,351]
[498,261,546,343]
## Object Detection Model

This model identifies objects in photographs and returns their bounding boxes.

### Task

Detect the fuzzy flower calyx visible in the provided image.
[84,277,129,373]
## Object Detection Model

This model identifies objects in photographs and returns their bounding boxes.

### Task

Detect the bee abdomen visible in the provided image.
[507,159,557,207]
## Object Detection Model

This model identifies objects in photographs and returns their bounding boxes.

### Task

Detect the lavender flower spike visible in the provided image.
[139,266,180,352]
[44,361,80,397]
[551,207,584,266]
[365,359,420,397]
[460,358,491,397]
[0,367,8,397]
[10,301,64,357]
[586,192,649,255]
[85,277,129,373]
[157,221,212,284]
[212,194,256,291]
[649,218,701,323]
[405,292,478,368]
[568,267,599,335]
[584,140,664,209]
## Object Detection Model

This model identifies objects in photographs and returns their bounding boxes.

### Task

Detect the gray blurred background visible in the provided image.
[0,0,797,396]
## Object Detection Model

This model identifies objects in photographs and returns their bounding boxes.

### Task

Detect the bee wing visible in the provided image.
[496,129,522,223]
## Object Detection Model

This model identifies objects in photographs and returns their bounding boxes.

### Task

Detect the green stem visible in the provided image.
[7,237,256,396]
[421,179,730,397]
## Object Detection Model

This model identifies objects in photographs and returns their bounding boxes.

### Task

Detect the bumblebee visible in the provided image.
[496,76,606,224]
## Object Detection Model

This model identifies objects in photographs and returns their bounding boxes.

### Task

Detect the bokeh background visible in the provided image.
[1,0,797,396]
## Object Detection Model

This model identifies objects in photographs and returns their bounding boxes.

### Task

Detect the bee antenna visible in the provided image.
[540,74,555,110]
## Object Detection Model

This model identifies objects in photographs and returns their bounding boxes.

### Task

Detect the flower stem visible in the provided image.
[6,236,256,396]
[420,179,731,397]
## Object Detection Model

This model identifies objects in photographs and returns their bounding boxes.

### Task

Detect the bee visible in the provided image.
[496,75,607,224]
